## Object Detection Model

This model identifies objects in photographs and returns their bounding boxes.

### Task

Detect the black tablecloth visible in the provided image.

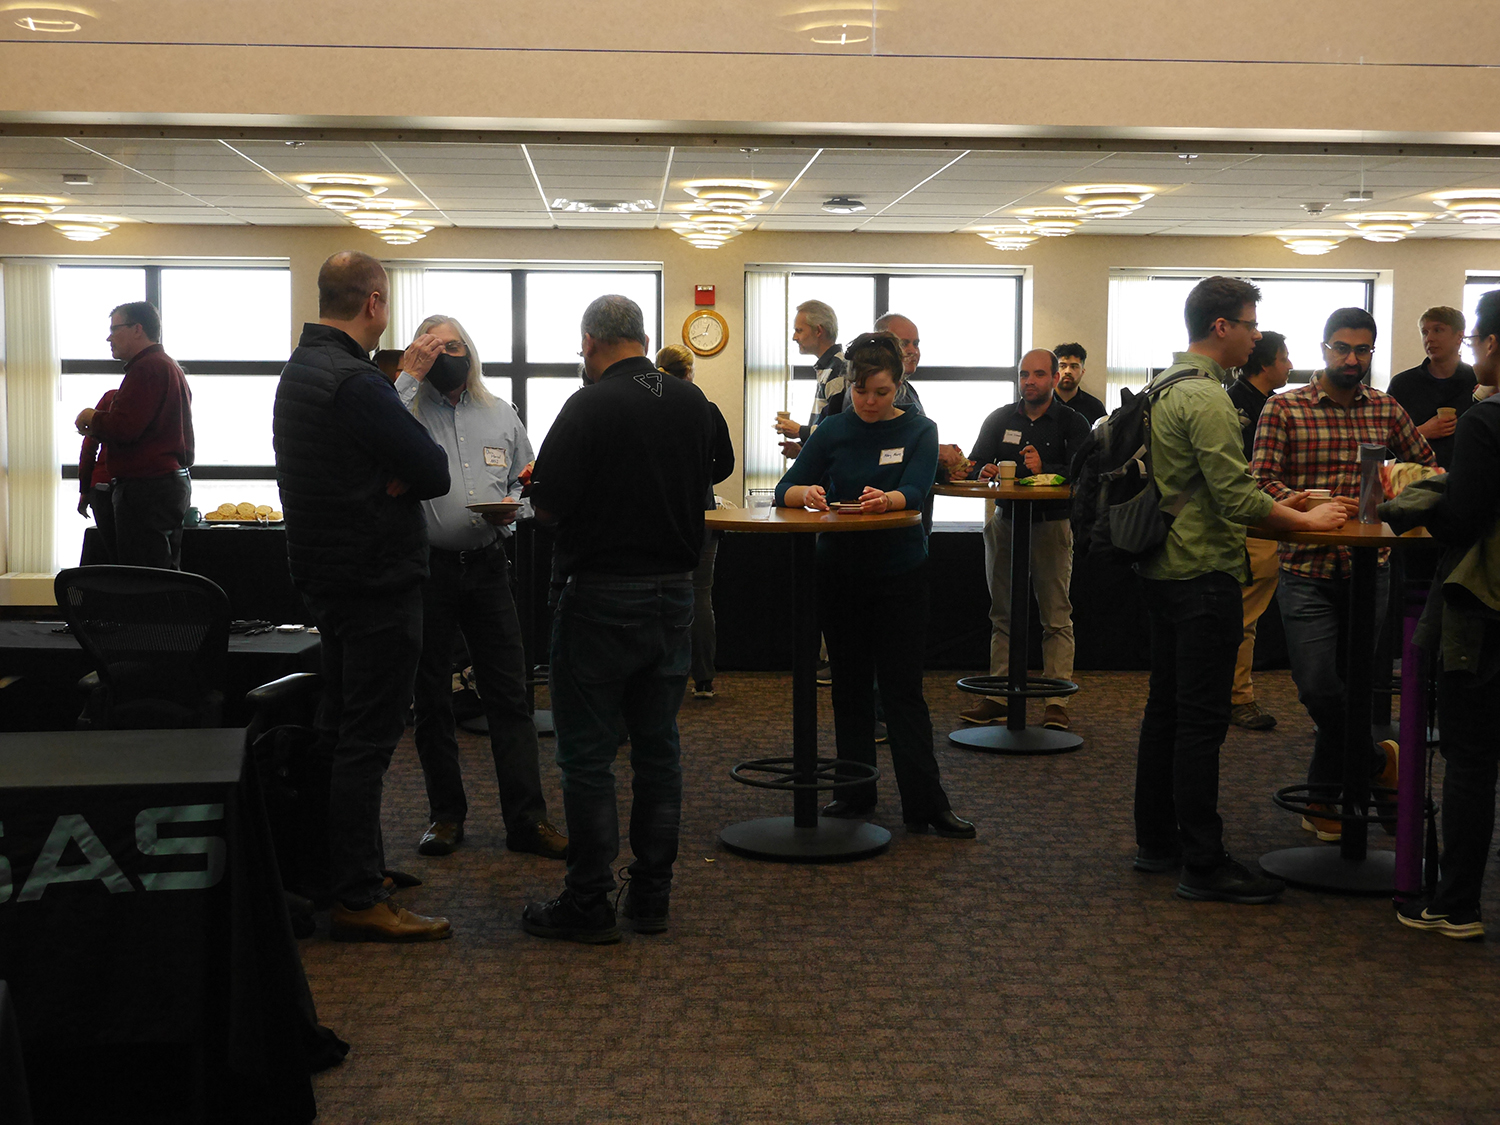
[0,982,32,1125]
[0,728,345,1124]
[0,622,321,732]
[82,525,309,625]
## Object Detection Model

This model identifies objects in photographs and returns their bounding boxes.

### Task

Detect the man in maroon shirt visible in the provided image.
[74,301,194,569]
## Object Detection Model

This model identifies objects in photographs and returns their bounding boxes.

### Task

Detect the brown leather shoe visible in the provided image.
[418,821,463,856]
[1042,704,1070,730]
[959,698,1007,725]
[330,900,452,943]
[508,819,569,860]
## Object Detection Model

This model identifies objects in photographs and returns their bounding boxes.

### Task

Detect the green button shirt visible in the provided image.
[1135,352,1275,584]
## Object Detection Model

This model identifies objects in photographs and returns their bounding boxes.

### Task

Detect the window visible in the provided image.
[1465,275,1500,359]
[419,267,661,447]
[1106,271,1375,410]
[55,264,291,567]
[778,269,1024,525]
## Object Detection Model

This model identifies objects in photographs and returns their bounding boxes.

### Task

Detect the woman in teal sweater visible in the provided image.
[775,332,974,838]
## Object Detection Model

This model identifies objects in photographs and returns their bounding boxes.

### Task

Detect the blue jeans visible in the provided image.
[549,574,693,900]
[1277,569,1391,801]
[1134,572,1242,869]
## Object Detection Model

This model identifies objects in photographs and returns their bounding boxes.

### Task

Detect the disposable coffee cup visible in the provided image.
[1305,488,1333,508]
[997,461,1017,481]
[1437,407,1457,420]
[776,411,791,422]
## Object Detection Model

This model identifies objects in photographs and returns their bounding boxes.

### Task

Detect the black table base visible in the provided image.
[1259,845,1396,894]
[948,725,1083,754]
[720,816,892,862]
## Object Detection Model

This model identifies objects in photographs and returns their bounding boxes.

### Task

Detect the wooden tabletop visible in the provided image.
[1248,521,1432,547]
[932,480,1074,502]
[707,507,922,534]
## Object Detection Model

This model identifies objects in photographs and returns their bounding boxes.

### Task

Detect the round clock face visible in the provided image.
[685,310,728,356]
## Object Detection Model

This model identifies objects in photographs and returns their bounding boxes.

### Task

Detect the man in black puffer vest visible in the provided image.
[274,250,453,943]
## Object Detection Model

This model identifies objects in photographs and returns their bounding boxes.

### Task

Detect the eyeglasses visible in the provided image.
[1221,317,1259,332]
[1464,333,1492,349]
[106,322,135,335]
[440,341,468,356]
[1323,342,1375,358]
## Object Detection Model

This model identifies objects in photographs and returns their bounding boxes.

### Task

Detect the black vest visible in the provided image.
[272,325,430,599]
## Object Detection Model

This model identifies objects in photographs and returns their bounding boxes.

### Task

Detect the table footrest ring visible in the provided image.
[955,675,1078,700]
[730,756,880,792]
[1271,783,1398,824]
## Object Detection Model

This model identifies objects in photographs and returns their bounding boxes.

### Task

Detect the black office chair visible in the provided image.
[54,566,230,730]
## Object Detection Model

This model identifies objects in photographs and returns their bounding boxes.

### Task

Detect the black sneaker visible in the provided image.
[816,662,832,686]
[692,680,715,699]
[874,721,889,743]
[1396,898,1485,940]
[619,883,670,934]
[521,889,621,944]
[1175,856,1284,904]
[1133,846,1183,873]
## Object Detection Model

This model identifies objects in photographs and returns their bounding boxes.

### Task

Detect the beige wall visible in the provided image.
[2,1,1500,143]
[3,222,1499,506]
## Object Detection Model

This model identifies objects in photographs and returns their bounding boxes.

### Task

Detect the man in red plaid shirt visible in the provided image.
[1250,307,1435,840]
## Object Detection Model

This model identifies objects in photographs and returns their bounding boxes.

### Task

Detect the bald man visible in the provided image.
[960,348,1091,731]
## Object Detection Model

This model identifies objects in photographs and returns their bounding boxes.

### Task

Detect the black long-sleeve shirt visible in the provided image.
[967,396,1091,520]
[1424,396,1500,549]
[1388,359,1478,469]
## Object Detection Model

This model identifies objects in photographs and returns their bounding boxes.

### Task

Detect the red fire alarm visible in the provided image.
[695,285,716,307]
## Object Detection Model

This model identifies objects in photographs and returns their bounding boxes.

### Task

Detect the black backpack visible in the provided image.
[1069,370,1212,564]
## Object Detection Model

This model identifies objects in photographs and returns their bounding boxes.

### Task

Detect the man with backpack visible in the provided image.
[1128,276,1346,904]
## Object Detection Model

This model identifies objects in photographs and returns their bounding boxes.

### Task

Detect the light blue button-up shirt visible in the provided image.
[396,373,533,551]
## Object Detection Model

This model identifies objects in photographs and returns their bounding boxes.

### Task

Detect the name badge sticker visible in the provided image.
[483,447,508,468]
[1002,429,1024,445]
[879,447,905,466]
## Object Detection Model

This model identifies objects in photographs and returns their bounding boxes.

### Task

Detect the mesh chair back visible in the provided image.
[53,566,230,728]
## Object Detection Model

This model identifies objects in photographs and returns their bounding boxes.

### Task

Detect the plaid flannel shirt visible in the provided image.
[1249,380,1434,579]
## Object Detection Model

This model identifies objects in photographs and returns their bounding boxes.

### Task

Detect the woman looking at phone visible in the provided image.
[774,331,975,838]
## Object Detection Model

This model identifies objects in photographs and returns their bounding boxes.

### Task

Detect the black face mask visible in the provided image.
[426,352,469,394]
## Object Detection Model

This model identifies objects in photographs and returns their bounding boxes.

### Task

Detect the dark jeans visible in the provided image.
[304,585,423,910]
[1277,569,1392,801]
[413,544,546,836]
[1134,572,1241,869]
[549,574,692,901]
[112,472,190,569]
[691,529,718,685]
[1433,622,1500,913]
[818,562,950,821]
[86,485,117,564]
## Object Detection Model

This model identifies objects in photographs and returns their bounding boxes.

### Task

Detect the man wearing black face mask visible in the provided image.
[1251,307,1435,842]
[395,316,568,863]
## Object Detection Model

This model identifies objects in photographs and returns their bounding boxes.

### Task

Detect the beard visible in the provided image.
[1324,365,1367,390]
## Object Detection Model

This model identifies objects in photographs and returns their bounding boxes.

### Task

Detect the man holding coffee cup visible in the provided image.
[1388,305,1477,470]
[959,348,1090,730]
[1250,307,1435,841]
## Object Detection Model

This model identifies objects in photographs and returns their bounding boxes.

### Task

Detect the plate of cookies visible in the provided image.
[203,501,283,525]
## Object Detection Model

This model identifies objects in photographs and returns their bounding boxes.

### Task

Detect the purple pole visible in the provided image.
[1394,596,1427,900]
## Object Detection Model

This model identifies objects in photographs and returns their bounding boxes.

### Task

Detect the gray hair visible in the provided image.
[796,299,838,342]
[581,294,648,348]
[409,313,496,415]
[874,311,915,334]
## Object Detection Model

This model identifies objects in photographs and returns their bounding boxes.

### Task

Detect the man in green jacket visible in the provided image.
[1133,276,1346,904]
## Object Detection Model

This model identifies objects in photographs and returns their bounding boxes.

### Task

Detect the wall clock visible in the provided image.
[683,308,729,357]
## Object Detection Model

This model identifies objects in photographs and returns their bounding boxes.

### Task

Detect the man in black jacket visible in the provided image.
[273,250,453,943]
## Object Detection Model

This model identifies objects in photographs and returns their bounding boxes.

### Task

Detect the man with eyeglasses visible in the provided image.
[393,315,569,864]
[1388,305,1477,470]
[1251,306,1435,842]
[73,301,194,568]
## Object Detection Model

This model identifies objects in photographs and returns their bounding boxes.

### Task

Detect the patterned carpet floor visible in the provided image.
[300,669,1500,1124]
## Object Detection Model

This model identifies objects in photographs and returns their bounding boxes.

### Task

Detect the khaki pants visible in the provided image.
[983,514,1075,708]
[1232,536,1281,706]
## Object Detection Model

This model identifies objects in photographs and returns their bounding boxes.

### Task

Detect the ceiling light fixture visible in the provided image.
[822,196,866,214]
[549,198,656,214]
[1014,207,1085,237]
[0,194,66,225]
[5,4,94,33]
[49,214,120,242]
[1064,184,1156,219]
[1434,191,1500,224]
[972,225,1039,252]
[1274,230,1347,256]
[1343,211,1432,243]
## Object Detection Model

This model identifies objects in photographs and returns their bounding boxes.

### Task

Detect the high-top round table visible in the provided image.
[933,480,1082,755]
[1250,520,1430,894]
[707,505,921,861]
